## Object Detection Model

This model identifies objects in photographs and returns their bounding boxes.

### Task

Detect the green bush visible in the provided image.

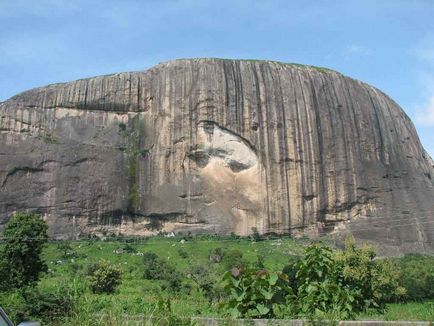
[0,212,48,290]
[0,286,76,324]
[334,237,405,309]
[122,243,138,253]
[391,253,434,301]
[293,243,358,320]
[221,239,404,320]
[87,260,122,294]
[189,264,223,303]
[209,247,224,263]
[250,227,262,242]
[143,252,168,279]
[178,248,189,259]
[293,240,404,318]
[143,252,183,291]
[221,267,294,318]
[221,250,249,271]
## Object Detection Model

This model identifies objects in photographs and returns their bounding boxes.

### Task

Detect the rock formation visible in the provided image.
[0,58,433,253]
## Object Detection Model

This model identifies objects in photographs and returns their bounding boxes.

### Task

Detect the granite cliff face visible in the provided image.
[1,58,433,253]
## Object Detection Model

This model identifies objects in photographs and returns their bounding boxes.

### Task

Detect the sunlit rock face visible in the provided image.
[0,58,433,253]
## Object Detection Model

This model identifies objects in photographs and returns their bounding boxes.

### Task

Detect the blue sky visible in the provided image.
[1,0,433,157]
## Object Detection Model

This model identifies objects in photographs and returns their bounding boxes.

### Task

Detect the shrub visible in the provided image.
[143,252,167,279]
[221,239,404,320]
[189,264,222,302]
[57,242,74,258]
[250,227,262,242]
[221,250,249,271]
[209,247,224,263]
[87,260,122,294]
[0,212,48,290]
[221,267,294,318]
[178,248,189,259]
[334,237,405,310]
[294,243,358,320]
[392,253,434,301]
[122,243,137,253]
[0,286,76,324]
[143,252,183,292]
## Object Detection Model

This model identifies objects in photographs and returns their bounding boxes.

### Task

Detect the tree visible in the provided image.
[0,212,48,290]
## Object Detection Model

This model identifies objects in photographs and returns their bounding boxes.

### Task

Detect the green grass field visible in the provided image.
[41,236,307,320]
[1,235,434,325]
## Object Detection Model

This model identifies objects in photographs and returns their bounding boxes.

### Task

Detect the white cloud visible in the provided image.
[415,95,434,126]
[413,73,434,126]
[344,44,372,57]
[413,35,434,67]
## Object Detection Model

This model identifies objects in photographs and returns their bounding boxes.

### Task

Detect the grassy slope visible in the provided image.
[2,235,434,324]
[40,236,306,320]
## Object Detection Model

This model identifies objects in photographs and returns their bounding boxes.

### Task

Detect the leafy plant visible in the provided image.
[221,267,294,318]
[294,243,358,320]
[87,260,122,294]
[220,239,404,320]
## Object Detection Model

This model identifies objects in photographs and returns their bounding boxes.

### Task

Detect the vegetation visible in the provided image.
[0,212,48,290]
[221,239,405,320]
[87,260,122,294]
[389,253,434,301]
[222,267,293,318]
[0,216,433,325]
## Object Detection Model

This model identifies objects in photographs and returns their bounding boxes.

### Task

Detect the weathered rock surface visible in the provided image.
[0,58,433,253]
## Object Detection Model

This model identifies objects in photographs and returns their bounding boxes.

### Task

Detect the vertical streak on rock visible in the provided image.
[275,67,291,232]
[305,72,321,224]
[317,73,332,214]
[291,71,305,227]
[329,74,352,217]
[341,76,362,201]
[84,79,89,109]
[261,63,279,228]
[252,64,271,229]
[268,64,282,229]
[364,86,386,165]
[376,90,401,161]
[281,67,298,231]
[235,61,245,135]
[308,72,326,223]
[296,71,314,226]
[222,61,232,129]
[230,62,239,133]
